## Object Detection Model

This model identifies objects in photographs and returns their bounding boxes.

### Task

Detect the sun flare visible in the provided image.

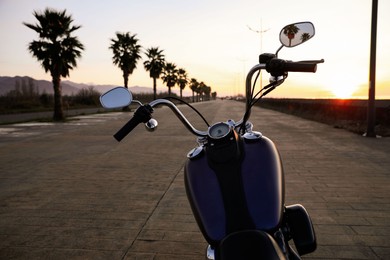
[327,76,363,99]
[331,85,358,99]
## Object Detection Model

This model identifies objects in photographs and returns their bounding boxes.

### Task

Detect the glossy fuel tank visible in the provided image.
[184,136,284,246]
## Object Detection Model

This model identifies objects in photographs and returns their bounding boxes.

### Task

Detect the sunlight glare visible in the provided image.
[332,85,357,99]
[327,76,363,99]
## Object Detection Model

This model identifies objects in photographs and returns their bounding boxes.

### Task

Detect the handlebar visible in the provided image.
[114,58,323,141]
[114,99,209,142]
[149,99,208,137]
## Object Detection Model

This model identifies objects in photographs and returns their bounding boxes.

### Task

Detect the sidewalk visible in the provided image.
[0,100,389,259]
[0,107,106,124]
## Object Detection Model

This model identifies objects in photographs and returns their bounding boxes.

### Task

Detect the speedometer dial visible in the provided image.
[208,122,231,139]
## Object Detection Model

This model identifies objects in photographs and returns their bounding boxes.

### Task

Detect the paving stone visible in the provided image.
[1,101,389,259]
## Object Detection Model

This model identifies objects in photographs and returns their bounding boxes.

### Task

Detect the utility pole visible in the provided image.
[247,19,270,88]
[366,0,378,137]
[247,20,270,54]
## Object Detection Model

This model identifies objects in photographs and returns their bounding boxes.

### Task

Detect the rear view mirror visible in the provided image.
[100,87,133,109]
[280,22,315,48]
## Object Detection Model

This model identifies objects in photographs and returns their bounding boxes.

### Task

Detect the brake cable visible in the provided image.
[163,96,210,127]
[239,74,286,134]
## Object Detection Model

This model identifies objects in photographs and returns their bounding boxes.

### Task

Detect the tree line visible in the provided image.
[110,33,215,102]
[0,77,102,114]
[22,8,216,121]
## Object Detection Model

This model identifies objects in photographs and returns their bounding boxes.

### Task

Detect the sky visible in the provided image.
[0,0,389,99]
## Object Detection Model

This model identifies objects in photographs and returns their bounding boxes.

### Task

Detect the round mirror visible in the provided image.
[100,87,133,109]
[279,22,315,48]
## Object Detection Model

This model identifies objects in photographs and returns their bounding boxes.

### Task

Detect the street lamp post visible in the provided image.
[366,0,378,137]
[247,20,270,88]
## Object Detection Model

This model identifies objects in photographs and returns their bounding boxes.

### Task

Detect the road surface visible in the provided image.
[0,100,389,259]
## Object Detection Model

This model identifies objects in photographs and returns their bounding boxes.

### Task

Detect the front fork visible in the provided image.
[275,227,301,260]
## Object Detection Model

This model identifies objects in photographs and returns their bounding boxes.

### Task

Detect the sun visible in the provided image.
[327,76,362,99]
[331,85,358,99]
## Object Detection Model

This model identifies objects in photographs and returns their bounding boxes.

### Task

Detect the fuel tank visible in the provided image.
[184,135,284,247]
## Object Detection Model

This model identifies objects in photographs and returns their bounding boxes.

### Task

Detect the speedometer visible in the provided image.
[208,122,231,139]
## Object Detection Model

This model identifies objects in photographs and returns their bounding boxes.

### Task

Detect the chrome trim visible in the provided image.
[243,131,262,140]
[187,146,204,159]
[206,245,215,260]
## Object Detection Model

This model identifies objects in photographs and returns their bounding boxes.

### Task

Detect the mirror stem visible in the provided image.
[275,45,283,57]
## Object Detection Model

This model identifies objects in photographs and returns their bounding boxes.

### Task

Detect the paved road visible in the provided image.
[0,108,106,124]
[0,100,389,259]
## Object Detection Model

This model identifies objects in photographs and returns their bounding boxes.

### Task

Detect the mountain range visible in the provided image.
[0,76,153,96]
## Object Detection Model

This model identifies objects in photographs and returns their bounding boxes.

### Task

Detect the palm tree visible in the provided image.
[189,78,199,102]
[161,62,178,96]
[198,82,207,101]
[203,85,211,101]
[109,32,141,88]
[23,8,84,121]
[144,47,165,100]
[177,68,188,99]
[301,33,311,43]
[283,24,299,47]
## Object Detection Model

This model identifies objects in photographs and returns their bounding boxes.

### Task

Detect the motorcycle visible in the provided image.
[100,21,324,259]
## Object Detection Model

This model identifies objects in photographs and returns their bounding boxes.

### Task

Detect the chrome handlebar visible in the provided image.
[145,64,266,137]
[110,55,321,141]
[244,64,267,121]
[148,99,209,137]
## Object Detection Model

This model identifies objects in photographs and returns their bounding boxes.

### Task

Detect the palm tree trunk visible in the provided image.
[168,86,171,96]
[52,76,64,121]
[122,71,131,110]
[153,77,157,100]
[180,89,183,99]
[123,71,129,88]
[192,90,195,102]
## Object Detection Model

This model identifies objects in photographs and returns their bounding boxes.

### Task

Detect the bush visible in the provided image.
[71,86,101,106]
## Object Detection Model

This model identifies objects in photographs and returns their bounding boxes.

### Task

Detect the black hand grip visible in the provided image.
[284,61,317,73]
[266,59,319,76]
[113,105,153,142]
[114,116,141,142]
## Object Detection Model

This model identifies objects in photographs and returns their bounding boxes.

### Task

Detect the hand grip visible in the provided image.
[113,105,153,142]
[266,58,321,76]
[114,116,141,142]
[284,61,317,73]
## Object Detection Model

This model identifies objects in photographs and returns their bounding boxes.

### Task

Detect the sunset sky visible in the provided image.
[1,0,389,99]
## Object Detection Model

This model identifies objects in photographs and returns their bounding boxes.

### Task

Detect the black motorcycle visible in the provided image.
[100,21,324,259]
